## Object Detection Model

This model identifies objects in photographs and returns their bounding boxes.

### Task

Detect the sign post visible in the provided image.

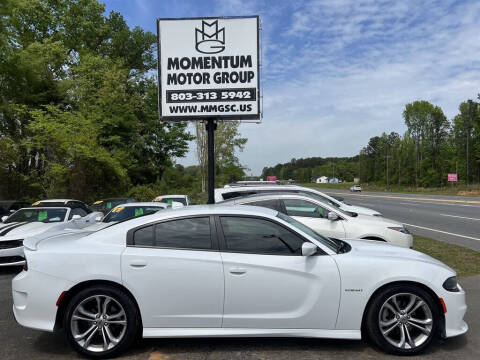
[157,16,261,203]
[447,173,457,189]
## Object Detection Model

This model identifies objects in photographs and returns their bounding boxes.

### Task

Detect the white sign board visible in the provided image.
[157,16,260,120]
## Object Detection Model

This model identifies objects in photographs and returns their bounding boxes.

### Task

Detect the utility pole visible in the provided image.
[385,154,391,191]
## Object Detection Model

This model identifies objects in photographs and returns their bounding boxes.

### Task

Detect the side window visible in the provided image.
[246,199,279,211]
[68,207,88,219]
[132,218,212,249]
[155,217,211,249]
[283,199,326,218]
[134,225,154,246]
[222,191,257,200]
[220,216,305,255]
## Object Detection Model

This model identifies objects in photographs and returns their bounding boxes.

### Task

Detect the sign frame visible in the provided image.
[156,15,261,121]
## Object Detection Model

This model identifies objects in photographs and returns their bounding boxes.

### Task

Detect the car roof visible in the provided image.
[16,207,70,211]
[219,192,323,204]
[114,202,167,207]
[217,184,302,192]
[155,195,188,198]
[107,205,278,231]
[35,199,77,203]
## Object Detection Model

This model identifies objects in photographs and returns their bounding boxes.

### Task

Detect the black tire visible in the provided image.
[365,284,440,355]
[63,285,140,358]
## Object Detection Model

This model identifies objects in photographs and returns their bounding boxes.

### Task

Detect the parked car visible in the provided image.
[350,185,362,192]
[0,200,31,218]
[153,194,191,206]
[85,202,172,231]
[219,193,412,247]
[90,198,137,215]
[13,205,467,357]
[215,184,381,216]
[0,206,94,266]
[32,199,92,215]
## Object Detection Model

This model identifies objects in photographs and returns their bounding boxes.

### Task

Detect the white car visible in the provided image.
[215,184,381,216]
[0,207,97,266]
[153,195,191,206]
[13,206,467,358]
[84,202,172,231]
[220,194,412,247]
[350,184,362,192]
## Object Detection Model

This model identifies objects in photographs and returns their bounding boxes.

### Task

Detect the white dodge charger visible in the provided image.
[12,206,467,358]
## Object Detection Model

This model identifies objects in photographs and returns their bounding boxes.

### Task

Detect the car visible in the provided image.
[153,194,191,206]
[0,200,31,218]
[89,198,137,215]
[32,199,92,214]
[219,193,413,247]
[12,205,467,357]
[0,207,96,266]
[85,202,172,231]
[350,185,362,192]
[215,184,381,216]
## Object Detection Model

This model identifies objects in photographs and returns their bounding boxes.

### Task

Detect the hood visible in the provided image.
[341,204,381,216]
[0,221,62,240]
[344,239,453,271]
[353,213,402,227]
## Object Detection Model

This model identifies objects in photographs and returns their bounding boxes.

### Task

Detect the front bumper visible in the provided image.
[442,284,468,338]
[12,269,73,332]
[0,246,25,266]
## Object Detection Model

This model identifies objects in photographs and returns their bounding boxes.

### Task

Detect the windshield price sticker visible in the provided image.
[157,16,260,120]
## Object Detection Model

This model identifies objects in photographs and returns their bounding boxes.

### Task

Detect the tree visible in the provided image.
[195,121,247,192]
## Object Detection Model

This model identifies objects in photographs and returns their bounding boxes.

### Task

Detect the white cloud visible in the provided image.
[172,0,480,174]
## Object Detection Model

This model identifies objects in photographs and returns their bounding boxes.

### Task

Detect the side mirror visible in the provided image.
[1,216,7,222]
[327,212,339,221]
[302,242,318,256]
[95,215,103,222]
[71,215,81,220]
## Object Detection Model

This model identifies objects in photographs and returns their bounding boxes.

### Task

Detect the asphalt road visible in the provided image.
[323,190,480,252]
[1,267,479,360]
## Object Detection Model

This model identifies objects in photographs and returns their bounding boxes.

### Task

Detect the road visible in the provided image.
[323,190,480,252]
[0,267,478,360]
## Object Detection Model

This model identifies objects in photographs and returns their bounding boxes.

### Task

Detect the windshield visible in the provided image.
[91,199,129,212]
[5,208,67,224]
[102,206,163,223]
[277,212,338,252]
[156,197,187,205]
[296,191,355,217]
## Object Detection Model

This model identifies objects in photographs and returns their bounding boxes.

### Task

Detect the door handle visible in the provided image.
[229,267,247,275]
[129,259,147,268]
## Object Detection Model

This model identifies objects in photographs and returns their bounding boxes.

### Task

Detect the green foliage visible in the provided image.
[0,0,193,202]
[264,98,480,189]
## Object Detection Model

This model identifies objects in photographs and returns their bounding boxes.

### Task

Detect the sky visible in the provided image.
[103,0,480,175]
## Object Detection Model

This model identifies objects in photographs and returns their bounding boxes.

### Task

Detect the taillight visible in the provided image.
[23,259,28,271]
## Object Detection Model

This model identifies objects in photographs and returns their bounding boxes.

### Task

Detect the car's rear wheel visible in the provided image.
[366,284,439,355]
[64,285,139,358]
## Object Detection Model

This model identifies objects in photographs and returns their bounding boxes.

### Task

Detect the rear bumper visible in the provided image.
[0,246,25,266]
[12,269,73,332]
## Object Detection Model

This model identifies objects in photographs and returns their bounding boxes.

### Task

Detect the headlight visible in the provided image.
[388,226,410,234]
[443,276,460,292]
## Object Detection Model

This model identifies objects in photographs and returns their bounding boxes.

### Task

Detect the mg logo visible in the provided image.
[195,20,225,54]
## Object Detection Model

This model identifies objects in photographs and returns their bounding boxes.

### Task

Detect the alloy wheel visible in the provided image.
[70,295,127,352]
[378,292,433,350]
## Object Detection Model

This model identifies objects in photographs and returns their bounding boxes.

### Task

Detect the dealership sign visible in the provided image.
[157,16,260,120]
[447,173,458,182]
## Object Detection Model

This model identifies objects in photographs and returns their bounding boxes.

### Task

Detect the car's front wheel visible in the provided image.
[366,284,440,355]
[63,285,140,358]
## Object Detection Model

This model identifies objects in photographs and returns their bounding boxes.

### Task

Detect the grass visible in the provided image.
[413,235,480,277]
[301,182,480,197]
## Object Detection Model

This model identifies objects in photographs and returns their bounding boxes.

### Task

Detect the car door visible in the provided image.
[281,198,346,239]
[217,215,341,329]
[121,216,224,328]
